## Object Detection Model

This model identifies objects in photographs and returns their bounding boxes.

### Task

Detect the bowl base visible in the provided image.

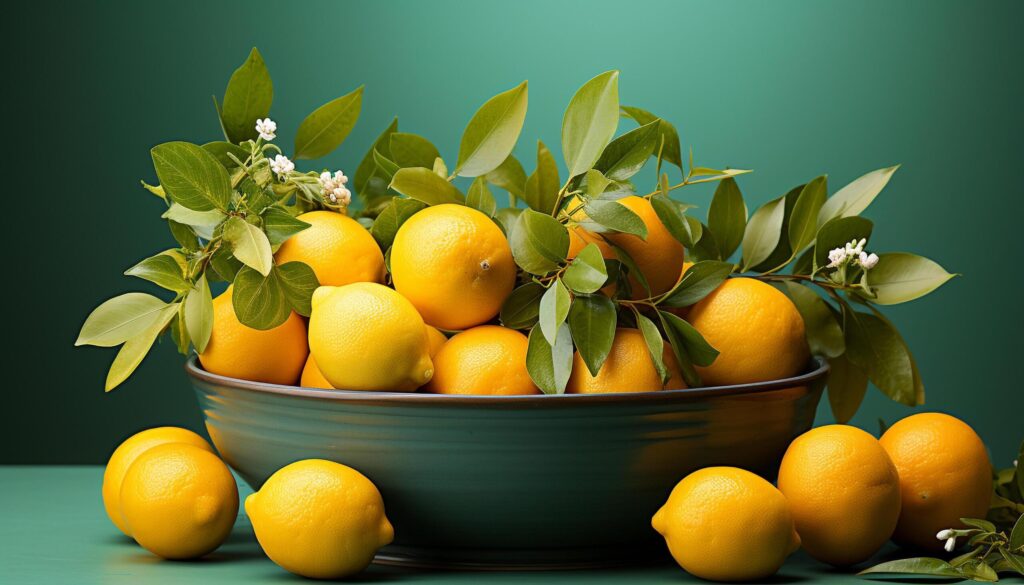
[373,543,669,571]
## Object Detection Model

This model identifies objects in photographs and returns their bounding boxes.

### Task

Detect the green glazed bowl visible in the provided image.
[187,355,828,570]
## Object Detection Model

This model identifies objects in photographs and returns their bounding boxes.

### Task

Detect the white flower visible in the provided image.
[269,154,294,177]
[944,536,957,552]
[936,529,955,540]
[858,252,879,270]
[319,170,351,205]
[255,118,277,141]
[827,247,848,268]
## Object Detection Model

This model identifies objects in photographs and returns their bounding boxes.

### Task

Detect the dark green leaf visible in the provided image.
[261,207,310,246]
[390,132,441,169]
[563,243,608,294]
[818,165,899,228]
[960,518,997,532]
[635,312,669,383]
[650,195,700,247]
[389,167,465,205]
[151,142,231,212]
[858,557,962,578]
[826,353,868,424]
[788,175,828,255]
[231,266,290,330]
[466,177,497,217]
[585,199,647,239]
[293,86,364,160]
[370,197,427,249]
[1010,514,1024,551]
[688,223,721,262]
[510,209,569,274]
[660,311,719,367]
[220,48,273,143]
[372,148,400,182]
[863,253,957,305]
[658,311,701,387]
[168,220,199,252]
[563,71,620,178]
[124,251,190,293]
[997,549,1024,576]
[708,178,747,260]
[814,216,874,272]
[659,261,732,308]
[455,81,529,177]
[202,141,250,169]
[184,273,213,353]
[523,141,560,214]
[567,294,617,376]
[539,279,571,345]
[843,306,916,405]
[607,242,650,298]
[276,261,319,317]
[620,106,682,169]
[208,245,242,282]
[741,196,786,271]
[594,120,659,180]
[782,281,844,358]
[354,118,398,205]
[486,155,527,200]
[500,283,545,329]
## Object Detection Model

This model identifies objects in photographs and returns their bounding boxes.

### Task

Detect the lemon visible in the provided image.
[119,443,238,559]
[653,466,800,582]
[274,210,385,287]
[308,283,433,391]
[567,328,686,394]
[246,459,394,579]
[102,426,212,536]
[423,325,538,395]
[604,196,685,299]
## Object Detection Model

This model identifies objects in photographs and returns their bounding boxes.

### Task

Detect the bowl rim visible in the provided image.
[185,355,829,408]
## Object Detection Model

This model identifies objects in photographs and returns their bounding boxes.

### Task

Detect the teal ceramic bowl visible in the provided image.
[187,355,828,569]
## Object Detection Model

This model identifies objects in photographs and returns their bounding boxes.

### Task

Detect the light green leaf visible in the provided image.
[202,141,249,169]
[843,306,916,405]
[466,177,497,217]
[594,120,659,180]
[124,252,190,293]
[354,118,398,205]
[818,165,899,227]
[161,203,225,237]
[293,85,364,160]
[140,181,166,200]
[567,294,617,376]
[635,312,669,384]
[782,281,844,358]
[389,167,465,206]
[432,157,448,178]
[455,81,529,177]
[864,253,957,305]
[184,273,213,353]
[220,48,273,143]
[485,155,527,200]
[562,71,620,178]
[500,283,545,329]
[741,196,786,271]
[814,216,874,272]
[151,142,231,212]
[620,106,682,169]
[563,243,608,294]
[105,302,178,391]
[708,178,747,260]
[523,141,560,214]
[584,169,613,198]
[390,132,441,169]
[373,148,400,182]
[660,311,719,367]
[494,207,523,236]
[858,557,962,578]
[222,216,273,276]
[370,197,427,249]
[826,353,868,424]
[276,261,319,317]
[261,207,311,246]
[539,279,571,345]
[510,209,569,274]
[231,266,290,330]
[688,167,753,182]
[526,323,573,395]
[659,261,732,308]
[585,199,647,239]
[787,175,828,255]
[171,306,191,356]
[76,293,171,348]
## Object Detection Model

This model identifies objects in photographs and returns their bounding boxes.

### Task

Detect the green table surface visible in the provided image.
[3,467,1020,585]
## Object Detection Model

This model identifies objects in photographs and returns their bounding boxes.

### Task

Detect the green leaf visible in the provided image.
[220,48,273,143]
[567,294,617,376]
[741,196,786,271]
[455,81,529,177]
[689,167,753,183]
[863,253,957,305]
[140,180,166,200]
[787,175,828,255]
[562,71,620,178]
[76,293,172,348]
[635,312,669,383]
[261,207,310,246]
[563,243,609,294]
[232,266,290,330]
[466,177,497,217]
[390,132,441,169]
[432,157,448,178]
[276,261,319,317]
[965,560,999,582]
[607,242,650,298]
[354,118,398,204]
[105,302,178,391]
[184,273,213,353]
[500,283,545,329]
[373,148,400,182]
[293,85,363,160]
[539,279,571,345]
[858,557,962,578]
[202,141,250,169]
[658,311,701,387]
[124,252,190,293]
[708,178,747,260]
[151,142,231,212]
[818,165,899,227]
[526,323,572,395]
[208,245,242,282]
[494,207,523,236]
[688,222,721,262]
[161,204,225,238]
[960,518,998,532]
[814,216,874,272]
[660,311,719,367]
[825,353,868,424]
[620,106,682,169]
[594,120,659,181]
[1010,514,1024,551]
[370,197,427,249]
[509,209,569,274]
[659,261,733,307]
[843,306,916,405]
[997,548,1024,576]
[171,306,191,356]
[650,195,701,247]
[389,167,465,206]
[585,199,647,239]
[523,141,560,214]
[782,281,844,358]
[222,216,273,276]
[485,155,527,200]
[584,169,613,198]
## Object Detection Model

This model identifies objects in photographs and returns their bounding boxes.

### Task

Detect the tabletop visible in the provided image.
[2,467,1019,585]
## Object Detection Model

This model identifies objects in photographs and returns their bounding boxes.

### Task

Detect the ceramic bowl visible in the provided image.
[186,355,828,569]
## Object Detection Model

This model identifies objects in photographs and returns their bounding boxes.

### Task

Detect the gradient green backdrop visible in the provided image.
[7,0,1021,464]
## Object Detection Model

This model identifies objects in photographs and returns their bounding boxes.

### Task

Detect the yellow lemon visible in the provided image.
[424,325,448,358]
[567,328,686,394]
[688,277,808,386]
[653,466,800,581]
[119,443,238,559]
[308,283,433,391]
[198,287,307,385]
[777,424,901,566]
[274,210,385,286]
[246,459,394,579]
[299,354,334,389]
[391,204,516,330]
[604,196,685,299]
[102,427,212,536]
[423,325,538,395]
[880,413,992,550]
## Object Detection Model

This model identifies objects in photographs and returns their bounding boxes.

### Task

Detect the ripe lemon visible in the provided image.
[777,424,901,566]
[198,287,307,385]
[246,459,394,579]
[390,204,516,330]
[603,196,684,299]
[102,427,212,536]
[308,283,433,391]
[274,210,385,286]
[879,413,992,550]
[423,325,538,395]
[300,354,334,389]
[567,328,686,393]
[120,443,238,559]
[653,466,800,582]
[688,277,808,386]
[567,225,615,259]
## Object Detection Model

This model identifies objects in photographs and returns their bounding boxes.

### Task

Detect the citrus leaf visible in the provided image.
[584,169,613,198]
[658,311,701,387]
[523,140,560,214]
[105,303,178,392]
[1010,514,1024,551]
[782,281,844,358]
[858,557,962,578]
[371,197,427,249]
[184,273,213,353]
[124,252,190,293]
[161,204,225,235]
[826,353,868,424]
[651,195,700,247]
[202,141,249,169]
[354,118,398,205]
[151,142,231,212]
[276,261,319,317]
[660,311,719,367]
[390,132,441,169]
[741,196,786,271]
[607,242,650,298]
[485,155,527,200]
[814,216,873,272]
[562,71,620,178]
[539,279,571,345]
[494,207,523,236]
[261,207,310,246]
[563,243,608,294]
[388,167,465,206]
[567,294,617,376]
[466,177,497,217]
[997,549,1024,576]
[220,47,273,143]
[788,175,828,255]
[818,165,899,227]
[500,283,545,329]
[372,148,400,182]
[708,178,747,260]
[222,216,273,276]
[594,120,659,181]
[455,81,529,177]
[208,245,242,283]
[585,199,647,239]
[635,311,669,383]
[620,106,682,169]
[509,209,569,275]
[171,306,191,356]
[293,85,363,160]
[526,323,572,395]
[659,261,732,308]
[843,306,915,405]
[231,265,290,330]
[864,253,957,305]
[76,293,171,348]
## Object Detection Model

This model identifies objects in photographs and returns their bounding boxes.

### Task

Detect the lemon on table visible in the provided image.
[246,459,394,580]
[274,210,385,286]
[423,325,538,395]
[653,466,800,582]
[880,413,992,550]
[687,277,809,386]
[102,427,213,536]
[308,283,433,391]
[603,196,685,299]
[198,287,308,385]
[390,204,516,330]
[777,424,901,566]
[120,443,238,559]
[567,328,686,394]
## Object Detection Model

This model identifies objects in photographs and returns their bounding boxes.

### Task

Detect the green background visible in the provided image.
[6,0,1021,464]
